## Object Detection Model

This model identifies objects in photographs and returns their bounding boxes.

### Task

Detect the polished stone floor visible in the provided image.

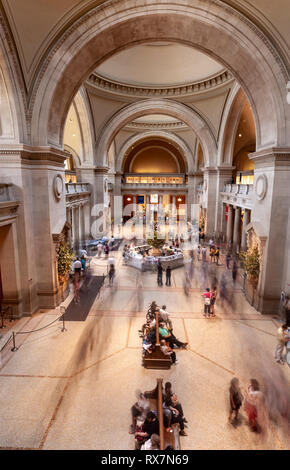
[0,248,289,450]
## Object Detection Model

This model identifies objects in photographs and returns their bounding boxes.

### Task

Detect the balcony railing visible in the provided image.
[222,184,253,195]
[65,183,90,195]
[122,182,187,190]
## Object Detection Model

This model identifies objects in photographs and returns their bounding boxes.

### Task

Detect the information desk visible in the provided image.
[126,249,184,271]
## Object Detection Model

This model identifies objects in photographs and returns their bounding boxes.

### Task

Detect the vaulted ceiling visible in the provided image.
[1,0,290,89]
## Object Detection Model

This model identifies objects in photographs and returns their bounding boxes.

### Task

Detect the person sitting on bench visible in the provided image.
[158,305,173,331]
[130,393,150,433]
[160,339,178,364]
[141,433,160,450]
[135,411,159,444]
[163,395,187,436]
[159,322,187,349]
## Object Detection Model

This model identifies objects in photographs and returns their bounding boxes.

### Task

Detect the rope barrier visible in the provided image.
[15,313,64,335]
[0,333,13,353]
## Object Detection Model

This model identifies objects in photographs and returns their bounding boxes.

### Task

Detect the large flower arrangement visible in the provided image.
[239,244,260,289]
[57,242,74,283]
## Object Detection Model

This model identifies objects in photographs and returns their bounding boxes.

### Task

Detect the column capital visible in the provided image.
[0,145,68,167]
[94,166,110,174]
[188,171,203,177]
[249,147,290,168]
[202,166,217,175]
[216,166,235,176]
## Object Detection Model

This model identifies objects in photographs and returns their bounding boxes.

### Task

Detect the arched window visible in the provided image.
[65,155,77,183]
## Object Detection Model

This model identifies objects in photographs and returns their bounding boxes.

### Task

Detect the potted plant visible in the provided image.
[57,242,75,285]
[239,244,260,305]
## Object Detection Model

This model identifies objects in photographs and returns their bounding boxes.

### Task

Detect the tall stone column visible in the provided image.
[80,203,86,247]
[250,148,290,314]
[203,168,218,236]
[221,203,227,240]
[83,202,91,240]
[73,205,80,252]
[92,166,110,239]
[187,174,198,222]
[226,205,234,243]
[113,172,122,233]
[233,206,241,249]
[215,167,235,235]
[241,208,251,251]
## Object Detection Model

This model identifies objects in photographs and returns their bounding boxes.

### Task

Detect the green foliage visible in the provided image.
[147,234,166,249]
[57,242,74,281]
[239,244,260,289]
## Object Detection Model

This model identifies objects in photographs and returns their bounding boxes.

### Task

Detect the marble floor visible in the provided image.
[0,248,289,450]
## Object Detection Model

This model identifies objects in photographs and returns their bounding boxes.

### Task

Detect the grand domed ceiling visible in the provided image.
[96,42,225,87]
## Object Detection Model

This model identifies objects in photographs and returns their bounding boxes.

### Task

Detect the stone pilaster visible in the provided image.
[241,208,251,251]
[214,167,234,235]
[233,206,241,249]
[250,148,290,314]
[226,204,234,243]
[203,167,218,236]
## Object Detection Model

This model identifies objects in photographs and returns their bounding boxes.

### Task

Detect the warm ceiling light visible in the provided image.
[238,133,242,137]
[72,133,76,137]
[127,197,131,201]
[177,197,182,202]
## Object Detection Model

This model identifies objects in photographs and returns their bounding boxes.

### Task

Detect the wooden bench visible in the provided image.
[143,311,172,370]
[144,378,181,450]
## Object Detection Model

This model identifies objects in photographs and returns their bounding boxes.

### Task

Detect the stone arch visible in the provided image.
[29,0,290,153]
[116,130,195,173]
[64,144,81,168]
[0,41,26,144]
[217,84,247,167]
[73,87,95,165]
[96,99,216,167]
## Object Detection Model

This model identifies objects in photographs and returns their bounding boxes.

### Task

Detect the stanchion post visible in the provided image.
[0,312,5,329]
[60,305,67,332]
[11,331,18,352]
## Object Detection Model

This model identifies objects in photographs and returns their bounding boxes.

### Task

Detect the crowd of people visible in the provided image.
[130,381,188,449]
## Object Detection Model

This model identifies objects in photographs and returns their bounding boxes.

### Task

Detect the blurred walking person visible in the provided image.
[275,324,290,364]
[244,379,264,432]
[202,288,211,318]
[210,286,217,317]
[108,263,115,287]
[232,260,237,284]
[166,265,172,286]
[157,259,163,286]
[228,377,243,424]
[73,272,80,303]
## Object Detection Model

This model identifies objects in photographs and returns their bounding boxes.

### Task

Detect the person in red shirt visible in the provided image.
[202,288,211,318]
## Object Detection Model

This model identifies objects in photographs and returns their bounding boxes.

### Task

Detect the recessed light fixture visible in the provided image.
[177,197,182,202]
[238,133,242,137]
[127,197,131,201]
[72,133,76,137]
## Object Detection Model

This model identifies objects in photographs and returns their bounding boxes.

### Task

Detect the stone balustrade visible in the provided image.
[65,183,91,207]
[122,183,187,191]
[65,183,90,195]
[221,184,253,209]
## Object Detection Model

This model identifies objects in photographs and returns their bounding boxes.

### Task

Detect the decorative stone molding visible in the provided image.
[53,174,64,201]
[88,70,233,98]
[125,121,186,130]
[28,0,290,150]
[255,174,267,200]
[94,166,110,174]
